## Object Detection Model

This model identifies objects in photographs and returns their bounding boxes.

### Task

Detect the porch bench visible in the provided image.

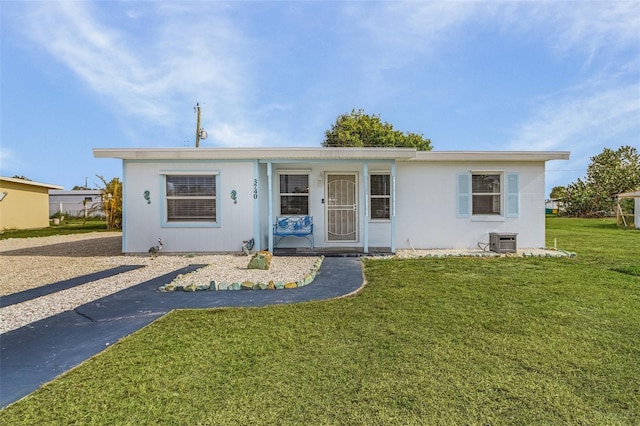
[273,216,314,248]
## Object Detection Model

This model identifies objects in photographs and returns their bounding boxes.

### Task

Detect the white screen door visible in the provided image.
[326,174,357,242]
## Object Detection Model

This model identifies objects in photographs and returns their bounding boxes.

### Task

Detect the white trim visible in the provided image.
[471,171,503,217]
[0,176,63,190]
[159,170,219,176]
[93,147,570,163]
[275,169,312,174]
[161,173,220,228]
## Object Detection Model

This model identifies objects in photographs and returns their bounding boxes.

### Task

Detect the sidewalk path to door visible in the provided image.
[0,257,364,408]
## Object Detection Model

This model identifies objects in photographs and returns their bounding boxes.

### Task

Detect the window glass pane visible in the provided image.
[167,175,215,196]
[166,175,217,222]
[280,175,309,194]
[472,174,500,193]
[472,195,500,215]
[280,196,309,215]
[370,175,390,196]
[168,199,216,221]
[279,174,309,215]
[371,198,390,219]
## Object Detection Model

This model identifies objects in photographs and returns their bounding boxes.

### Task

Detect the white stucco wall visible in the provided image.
[122,160,257,253]
[394,161,547,249]
[120,158,549,253]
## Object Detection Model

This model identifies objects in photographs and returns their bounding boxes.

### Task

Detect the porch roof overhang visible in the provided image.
[93,147,570,163]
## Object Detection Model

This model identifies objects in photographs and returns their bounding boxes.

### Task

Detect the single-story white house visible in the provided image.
[93,147,570,254]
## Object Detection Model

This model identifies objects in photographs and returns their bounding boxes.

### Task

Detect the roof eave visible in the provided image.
[410,151,571,162]
[0,176,63,190]
[93,147,417,161]
[93,148,571,162]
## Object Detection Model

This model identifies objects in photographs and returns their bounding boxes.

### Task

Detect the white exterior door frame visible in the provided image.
[325,173,358,243]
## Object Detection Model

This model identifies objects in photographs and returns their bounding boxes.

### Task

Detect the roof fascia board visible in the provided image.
[0,176,63,190]
[93,148,571,162]
[93,147,417,161]
[411,151,570,162]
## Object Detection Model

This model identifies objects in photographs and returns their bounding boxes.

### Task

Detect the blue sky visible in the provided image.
[1,1,638,195]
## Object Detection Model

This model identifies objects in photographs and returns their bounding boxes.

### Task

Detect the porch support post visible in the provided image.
[253,160,261,251]
[363,162,369,254]
[391,161,396,253]
[267,161,274,253]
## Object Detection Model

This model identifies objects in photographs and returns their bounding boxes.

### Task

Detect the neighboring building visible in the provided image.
[545,199,561,214]
[0,177,63,231]
[617,190,640,228]
[49,190,105,218]
[93,147,570,254]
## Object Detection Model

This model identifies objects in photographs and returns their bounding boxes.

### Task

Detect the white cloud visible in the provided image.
[207,122,276,148]
[21,2,258,131]
[509,79,639,190]
[508,83,639,152]
[522,1,640,59]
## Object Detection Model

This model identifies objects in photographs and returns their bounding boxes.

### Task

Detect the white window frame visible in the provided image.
[162,172,219,227]
[471,172,503,216]
[457,171,520,222]
[369,173,391,221]
[278,172,310,216]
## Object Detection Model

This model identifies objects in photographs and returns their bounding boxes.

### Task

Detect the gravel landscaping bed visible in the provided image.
[0,232,318,334]
[0,233,570,334]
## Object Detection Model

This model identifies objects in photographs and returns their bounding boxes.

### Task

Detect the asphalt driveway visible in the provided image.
[0,257,364,408]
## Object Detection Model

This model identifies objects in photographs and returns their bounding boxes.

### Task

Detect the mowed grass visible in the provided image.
[0,219,112,240]
[1,217,638,424]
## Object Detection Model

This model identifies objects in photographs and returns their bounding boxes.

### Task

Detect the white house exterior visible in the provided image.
[93,147,569,254]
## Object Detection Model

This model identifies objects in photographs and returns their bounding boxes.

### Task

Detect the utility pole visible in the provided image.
[195,102,202,148]
[194,102,208,148]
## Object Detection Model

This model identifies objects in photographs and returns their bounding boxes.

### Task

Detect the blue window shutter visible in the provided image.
[506,173,519,218]
[456,173,471,218]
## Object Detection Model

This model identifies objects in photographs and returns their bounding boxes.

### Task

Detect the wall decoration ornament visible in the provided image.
[143,190,151,204]
[230,190,237,204]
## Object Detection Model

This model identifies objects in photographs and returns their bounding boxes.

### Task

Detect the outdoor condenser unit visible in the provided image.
[489,232,517,253]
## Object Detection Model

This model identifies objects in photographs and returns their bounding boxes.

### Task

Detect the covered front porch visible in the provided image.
[258,150,414,254]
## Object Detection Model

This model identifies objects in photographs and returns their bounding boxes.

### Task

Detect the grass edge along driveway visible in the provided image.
[1,217,638,425]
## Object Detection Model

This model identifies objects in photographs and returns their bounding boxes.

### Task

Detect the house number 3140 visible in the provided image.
[253,179,258,199]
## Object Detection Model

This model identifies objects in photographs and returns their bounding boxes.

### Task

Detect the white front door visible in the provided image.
[326,173,358,242]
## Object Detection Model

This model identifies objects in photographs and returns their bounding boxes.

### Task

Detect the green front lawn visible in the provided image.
[0,219,114,240]
[1,217,638,424]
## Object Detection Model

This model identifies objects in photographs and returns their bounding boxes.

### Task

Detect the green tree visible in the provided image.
[561,145,640,217]
[586,145,640,199]
[549,186,566,200]
[96,175,122,229]
[323,109,432,151]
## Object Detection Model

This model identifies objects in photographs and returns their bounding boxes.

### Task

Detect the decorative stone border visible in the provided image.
[158,256,325,292]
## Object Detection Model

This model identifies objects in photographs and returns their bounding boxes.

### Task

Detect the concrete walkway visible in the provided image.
[0,257,364,408]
